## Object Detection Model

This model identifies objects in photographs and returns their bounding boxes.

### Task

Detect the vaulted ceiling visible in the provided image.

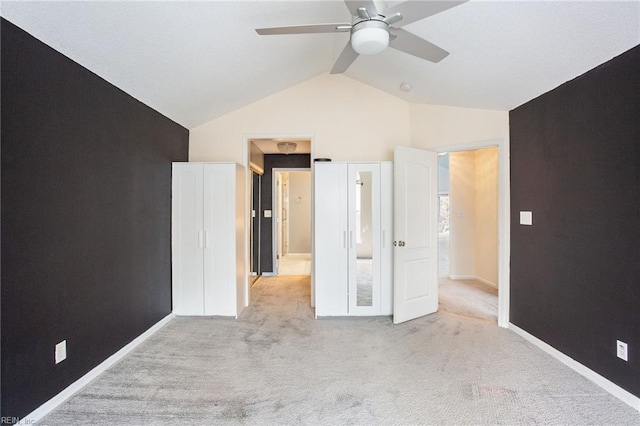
[2,1,639,129]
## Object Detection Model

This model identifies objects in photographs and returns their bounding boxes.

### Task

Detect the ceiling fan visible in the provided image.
[255,0,468,74]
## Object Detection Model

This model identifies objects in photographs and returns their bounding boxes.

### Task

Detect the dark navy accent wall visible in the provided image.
[260,154,311,273]
[251,171,261,274]
[1,19,189,420]
[510,45,640,397]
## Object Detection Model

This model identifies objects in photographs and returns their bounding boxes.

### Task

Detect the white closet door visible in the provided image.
[203,163,236,316]
[348,163,381,316]
[172,163,204,315]
[314,163,348,316]
[380,162,394,315]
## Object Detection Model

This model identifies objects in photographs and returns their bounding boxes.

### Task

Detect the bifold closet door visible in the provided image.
[172,163,204,315]
[203,164,238,316]
[172,162,244,317]
[314,163,349,316]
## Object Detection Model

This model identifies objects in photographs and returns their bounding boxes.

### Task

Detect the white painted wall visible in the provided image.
[449,151,476,278]
[448,148,499,285]
[277,172,288,256]
[409,104,509,149]
[189,74,410,163]
[287,171,311,254]
[188,74,508,175]
[475,148,499,287]
[249,141,264,172]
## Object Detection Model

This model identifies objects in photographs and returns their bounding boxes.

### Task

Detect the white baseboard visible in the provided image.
[509,323,640,412]
[20,313,175,425]
[448,274,475,280]
[476,276,498,289]
[447,275,498,289]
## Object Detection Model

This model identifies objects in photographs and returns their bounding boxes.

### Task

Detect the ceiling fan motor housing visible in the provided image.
[351,19,389,55]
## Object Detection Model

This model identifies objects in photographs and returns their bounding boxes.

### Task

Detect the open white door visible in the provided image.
[393,146,438,324]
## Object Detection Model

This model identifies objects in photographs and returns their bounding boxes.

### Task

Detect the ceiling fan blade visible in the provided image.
[256,23,351,35]
[330,41,359,74]
[389,28,449,63]
[382,0,468,28]
[344,0,378,18]
[383,13,403,26]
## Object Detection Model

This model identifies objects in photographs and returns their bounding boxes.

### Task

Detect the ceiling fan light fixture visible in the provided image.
[351,22,389,55]
[277,141,297,154]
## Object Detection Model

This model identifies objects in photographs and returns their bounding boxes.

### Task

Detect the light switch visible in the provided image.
[55,340,67,364]
[264,210,272,218]
[520,211,533,226]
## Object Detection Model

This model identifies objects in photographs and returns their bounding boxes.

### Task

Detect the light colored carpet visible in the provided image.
[39,276,639,425]
[439,278,498,322]
[277,254,311,276]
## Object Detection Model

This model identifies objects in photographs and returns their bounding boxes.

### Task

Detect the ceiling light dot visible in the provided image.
[399,82,412,92]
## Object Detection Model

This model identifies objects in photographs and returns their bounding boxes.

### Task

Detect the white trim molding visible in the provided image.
[448,275,476,281]
[447,275,498,289]
[475,276,498,289]
[509,322,640,412]
[19,313,175,425]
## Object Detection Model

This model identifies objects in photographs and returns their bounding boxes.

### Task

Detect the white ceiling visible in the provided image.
[2,1,639,129]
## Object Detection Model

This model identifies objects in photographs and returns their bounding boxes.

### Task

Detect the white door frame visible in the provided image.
[242,134,316,308]
[431,138,510,328]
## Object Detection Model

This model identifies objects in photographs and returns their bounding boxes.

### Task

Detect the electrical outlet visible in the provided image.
[616,340,628,361]
[55,340,67,364]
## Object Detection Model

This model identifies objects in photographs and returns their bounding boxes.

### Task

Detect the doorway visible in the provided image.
[273,170,312,276]
[243,136,314,308]
[437,148,499,322]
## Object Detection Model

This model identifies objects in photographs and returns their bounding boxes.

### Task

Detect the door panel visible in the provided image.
[404,259,432,300]
[393,146,438,324]
[204,164,235,316]
[406,163,432,248]
[314,163,349,316]
[172,163,204,315]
